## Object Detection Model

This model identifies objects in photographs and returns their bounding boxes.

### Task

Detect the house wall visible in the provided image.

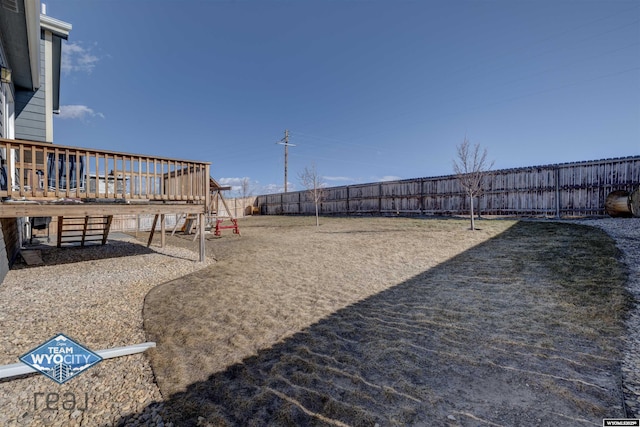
[0,33,7,139]
[0,30,20,284]
[14,36,45,142]
[0,87,4,139]
[0,47,6,283]
[0,220,9,282]
[0,69,4,139]
[0,217,19,282]
[3,35,48,282]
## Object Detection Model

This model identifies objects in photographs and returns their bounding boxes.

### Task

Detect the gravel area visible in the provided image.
[0,218,638,426]
[560,217,640,418]
[0,235,213,427]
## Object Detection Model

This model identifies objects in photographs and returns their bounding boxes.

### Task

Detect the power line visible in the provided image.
[289,152,394,170]
[289,131,399,154]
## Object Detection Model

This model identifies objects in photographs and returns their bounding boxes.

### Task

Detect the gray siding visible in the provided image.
[0,41,6,139]
[0,42,11,282]
[14,36,45,141]
[0,88,4,139]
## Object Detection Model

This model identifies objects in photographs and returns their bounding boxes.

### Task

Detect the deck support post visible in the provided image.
[199,212,205,262]
[160,214,166,248]
[147,214,158,247]
[57,216,63,248]
[102,215,113,245]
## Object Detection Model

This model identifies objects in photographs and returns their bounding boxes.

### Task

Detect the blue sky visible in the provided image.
[47,0,639,195]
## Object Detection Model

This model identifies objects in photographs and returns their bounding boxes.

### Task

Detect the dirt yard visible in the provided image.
[124,216,631,426]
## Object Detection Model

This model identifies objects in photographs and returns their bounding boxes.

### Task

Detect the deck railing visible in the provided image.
[0,138,211,203]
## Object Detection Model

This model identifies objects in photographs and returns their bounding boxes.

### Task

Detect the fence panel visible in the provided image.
[254,156,639,217]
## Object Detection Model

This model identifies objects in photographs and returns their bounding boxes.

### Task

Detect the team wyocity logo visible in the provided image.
[19,334,102,384]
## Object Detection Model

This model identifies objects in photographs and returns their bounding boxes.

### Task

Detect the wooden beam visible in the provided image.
[199,212,205,262]
[0,203,206,218]
[205,164,211,211]
[160,214,166,248]
[171,214,184,236]
[102,215,113,245]
[192,214,200,242]
[81,216,89,246]
[147,214,158,247]
[57,216,63,248]
[218,192,235,220]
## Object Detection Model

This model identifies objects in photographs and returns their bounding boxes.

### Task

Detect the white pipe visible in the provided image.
[0,342,155,380]
[95,342,156,359]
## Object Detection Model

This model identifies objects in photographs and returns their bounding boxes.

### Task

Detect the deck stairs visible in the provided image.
[56,215,113,247]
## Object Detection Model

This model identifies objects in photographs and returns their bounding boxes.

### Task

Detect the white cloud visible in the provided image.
[378,175,402,182]
[323,176,355,182]
[260,182,294,194]
[218,177,246,192]
[218,177,248,187]
[261,183,281,193]
[218,177,264,196]
[217,178,297,195]
[58,105,105,120]
[61,42,100,74]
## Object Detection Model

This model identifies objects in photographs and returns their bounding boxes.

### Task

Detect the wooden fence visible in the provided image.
[255,156,640,217]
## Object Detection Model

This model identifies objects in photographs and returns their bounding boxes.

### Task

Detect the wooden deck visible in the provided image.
[0,138,211,260]
[0,138,211,218]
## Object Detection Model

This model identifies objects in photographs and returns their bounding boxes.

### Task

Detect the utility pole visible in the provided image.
[276,129,295,193]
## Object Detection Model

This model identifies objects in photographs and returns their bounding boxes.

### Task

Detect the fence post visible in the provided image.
[419,178,424,215]
[346,186,350,215]
[554,166,560,218]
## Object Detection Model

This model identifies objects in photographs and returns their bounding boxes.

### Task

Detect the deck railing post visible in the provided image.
[205,164,211,212]
[43,146,49,197]
[19,144,24,197]
[6,142,14,197]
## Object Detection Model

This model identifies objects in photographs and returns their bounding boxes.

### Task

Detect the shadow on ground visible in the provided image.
[12,239,157,269]
[116,222,631,426]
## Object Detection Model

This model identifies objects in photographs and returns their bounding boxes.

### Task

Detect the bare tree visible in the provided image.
[452,137,494,230]
[239,177,253,216]
[240,177,252,199]
[299,164,325,227]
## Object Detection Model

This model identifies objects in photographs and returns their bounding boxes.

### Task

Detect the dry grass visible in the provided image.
[122,216,631,426]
